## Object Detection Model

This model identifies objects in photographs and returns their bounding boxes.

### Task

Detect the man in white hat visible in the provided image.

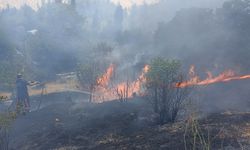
[16,74,39,112]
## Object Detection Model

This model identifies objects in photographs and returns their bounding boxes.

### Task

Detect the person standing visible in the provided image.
[16,74,38,112]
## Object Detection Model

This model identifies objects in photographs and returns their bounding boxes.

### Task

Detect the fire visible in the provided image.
[92,63,250,101]
[94,64,149,102]
[176,66,250,88]
[94,64,250,101]
[97,64,115,87]
[116,64,149,98]
[94,64,115,101]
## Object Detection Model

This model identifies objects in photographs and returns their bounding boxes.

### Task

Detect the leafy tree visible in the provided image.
[76,42,114,102]
[76,62,102,102]
[145,57,190,124]
[0,23,22,90]
[216,0,250,70]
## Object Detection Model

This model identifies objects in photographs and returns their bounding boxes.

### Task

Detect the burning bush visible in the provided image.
[145,57,190,124]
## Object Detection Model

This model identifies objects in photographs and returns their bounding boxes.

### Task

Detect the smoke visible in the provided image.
[110,0,160,10]
[0,0,249,115]
[0,0,226,12]
[0,0,42,10]
[2,2,250,149]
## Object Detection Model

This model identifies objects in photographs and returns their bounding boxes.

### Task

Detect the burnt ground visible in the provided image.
[4,92,250,150]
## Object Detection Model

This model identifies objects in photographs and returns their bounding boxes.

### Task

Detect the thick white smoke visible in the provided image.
[0,0,226,12]
[0,0,42,10]
[0,0,73,10]
[110,0,160,10]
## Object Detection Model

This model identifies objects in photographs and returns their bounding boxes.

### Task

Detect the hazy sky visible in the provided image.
[0,0,41,10]
[169,0,226,8]
[0,0,226,10]
[111,0,160,9]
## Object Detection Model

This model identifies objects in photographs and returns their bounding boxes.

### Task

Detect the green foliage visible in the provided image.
[0,111,16,150]
[145,57,189,124]
[77,63,101,89]
[184,116,211,150]
[77,42,114,90]
[154,0,250,72]
[77,62,104,102]
[146,57,181,87]
[0,112,16,128]
[0,2,86,85]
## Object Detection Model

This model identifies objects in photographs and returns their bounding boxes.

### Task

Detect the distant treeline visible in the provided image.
[0,0,249,90]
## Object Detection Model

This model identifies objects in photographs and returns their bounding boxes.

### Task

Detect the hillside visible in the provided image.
[1,0,250,150]
[5,92,250,150]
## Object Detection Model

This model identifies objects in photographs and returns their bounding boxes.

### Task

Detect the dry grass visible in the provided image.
[0,80,81,99]
[0,93,11,100]
[29,80,80,95]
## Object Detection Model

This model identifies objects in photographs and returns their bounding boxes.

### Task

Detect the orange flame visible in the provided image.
[176,66,250,88]
[116,64,150,98]
[97,64,115,87]
[94,64,149,102]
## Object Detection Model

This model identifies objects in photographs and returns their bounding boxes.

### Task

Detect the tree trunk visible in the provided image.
[160,87,167,124]
[125,80,129,101]
[89,84,93,103]
[154,87,159,113]
[171,107,178,123]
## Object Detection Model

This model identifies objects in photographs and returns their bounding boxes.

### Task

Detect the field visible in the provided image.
[2,91,249,150]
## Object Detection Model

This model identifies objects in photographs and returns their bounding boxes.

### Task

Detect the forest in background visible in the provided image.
[0,0,249,91]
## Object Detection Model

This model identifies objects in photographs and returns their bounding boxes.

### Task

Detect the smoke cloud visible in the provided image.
[110,0,160,10]
[0,0,249,114]
[0,0,42,10]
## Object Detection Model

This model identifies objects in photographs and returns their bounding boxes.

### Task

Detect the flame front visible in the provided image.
[176,66,250,88]
[116,64,149,98]
[94,64,149,102]
[97,64,114,87]
[94,64,115,102]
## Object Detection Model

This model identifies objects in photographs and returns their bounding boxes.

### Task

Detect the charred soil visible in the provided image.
[7,92,250,150]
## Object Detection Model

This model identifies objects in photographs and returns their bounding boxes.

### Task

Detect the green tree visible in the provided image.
[76,42,114,102]
[76,62,102,103]
[145,57,190,124]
